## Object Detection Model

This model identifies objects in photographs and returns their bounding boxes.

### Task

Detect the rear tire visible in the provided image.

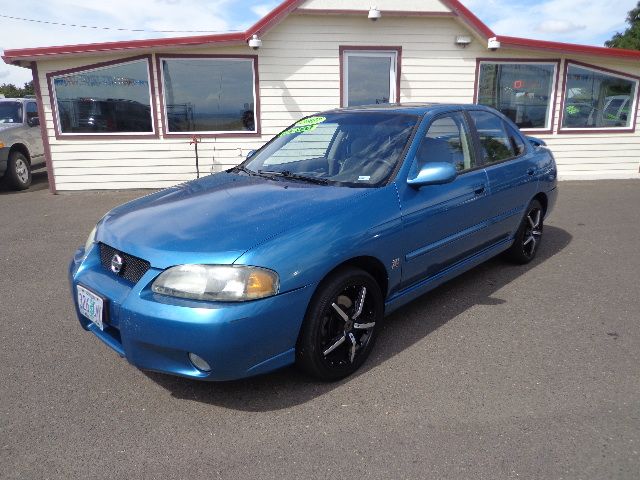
[296,267,383,381]
[505,199,544,264]
[5,151,32,190]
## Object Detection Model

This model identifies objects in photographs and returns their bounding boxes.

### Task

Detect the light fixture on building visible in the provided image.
[248,34,262,50]
[488,37,501,51]
[455,35,472,48]
[368,6,382,21]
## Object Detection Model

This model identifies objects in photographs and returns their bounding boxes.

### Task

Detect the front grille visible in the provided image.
[99,243,150,285]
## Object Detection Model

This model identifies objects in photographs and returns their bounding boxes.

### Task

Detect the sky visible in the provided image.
[0,0,636,87]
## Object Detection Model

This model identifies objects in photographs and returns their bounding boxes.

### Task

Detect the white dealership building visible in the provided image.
[3,0,640,192]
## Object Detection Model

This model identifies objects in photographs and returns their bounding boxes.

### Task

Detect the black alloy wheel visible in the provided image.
[296,267,383,381]
[505,199,544,264]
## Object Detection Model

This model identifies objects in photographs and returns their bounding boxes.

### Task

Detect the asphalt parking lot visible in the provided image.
[1,173,639,479]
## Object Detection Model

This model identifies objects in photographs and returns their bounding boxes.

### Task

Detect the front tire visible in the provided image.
[5,151,32,190]
[296,267,383,381]
[505,199,544,264]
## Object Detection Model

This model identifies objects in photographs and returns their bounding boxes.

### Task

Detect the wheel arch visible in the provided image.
[532,191,548,217]
[320,255,389,300]
[9,143,31,164]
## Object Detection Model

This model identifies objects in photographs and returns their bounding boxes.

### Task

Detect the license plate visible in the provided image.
[77,285,105,330]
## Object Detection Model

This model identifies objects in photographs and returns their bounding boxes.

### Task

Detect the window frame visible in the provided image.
[156,54,260,138]
[46,54,158,140]
[339,46,402,108]
[473,58,560,134]
[558,60,640,134]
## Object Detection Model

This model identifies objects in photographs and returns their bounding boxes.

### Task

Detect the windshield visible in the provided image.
[244,112,419,187]
[0,102,23,124]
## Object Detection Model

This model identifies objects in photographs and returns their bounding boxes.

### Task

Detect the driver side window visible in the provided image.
[415,113,475,173]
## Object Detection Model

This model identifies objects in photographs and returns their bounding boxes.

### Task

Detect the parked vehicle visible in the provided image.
[69,104,558,382]
[0,97,45,190]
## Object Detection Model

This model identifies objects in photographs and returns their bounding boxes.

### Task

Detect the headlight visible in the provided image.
[84,225,97,256]
[151,265,279,302]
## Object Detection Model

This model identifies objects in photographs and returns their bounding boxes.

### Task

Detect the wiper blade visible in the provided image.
[258,170,329,185]
[231,165,260,176]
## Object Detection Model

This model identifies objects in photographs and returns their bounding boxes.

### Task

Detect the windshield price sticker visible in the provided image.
[295,116,326,127]
[279,124,318,137]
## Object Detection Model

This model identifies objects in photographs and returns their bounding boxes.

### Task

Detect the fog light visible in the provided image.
[189,353,211,372]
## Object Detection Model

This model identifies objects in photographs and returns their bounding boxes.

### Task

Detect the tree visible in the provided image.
[605,2,640,50]
[0,81,34,98]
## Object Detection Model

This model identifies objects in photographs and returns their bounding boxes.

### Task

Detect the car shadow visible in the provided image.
[146,225,572,411]
[0,168,49,194]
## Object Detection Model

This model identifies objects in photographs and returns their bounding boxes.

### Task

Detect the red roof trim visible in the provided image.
[3,0,640,64]
[497,36,640,60]
[440,0,494,38]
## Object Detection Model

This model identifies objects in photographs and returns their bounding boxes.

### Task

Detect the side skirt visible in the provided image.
[384,236,513,315]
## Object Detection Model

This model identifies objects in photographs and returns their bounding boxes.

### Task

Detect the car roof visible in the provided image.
[0,98,33,103]
[322,102,492,116]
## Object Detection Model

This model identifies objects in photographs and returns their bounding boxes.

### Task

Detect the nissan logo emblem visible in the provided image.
[111,254,124,274]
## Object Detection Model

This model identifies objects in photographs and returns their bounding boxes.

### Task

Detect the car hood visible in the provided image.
[0,123,21,133]
[98,172,373,269]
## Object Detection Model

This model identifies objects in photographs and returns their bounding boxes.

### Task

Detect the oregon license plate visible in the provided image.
[77,285,105,330]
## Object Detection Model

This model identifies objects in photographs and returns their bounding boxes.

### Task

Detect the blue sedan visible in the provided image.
[69,104,557,381]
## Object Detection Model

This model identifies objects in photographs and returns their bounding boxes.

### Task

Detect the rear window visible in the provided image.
[468,110,515,163]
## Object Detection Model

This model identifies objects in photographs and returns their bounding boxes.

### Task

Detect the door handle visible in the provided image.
[527,168,536,176]
[474,185,485,195]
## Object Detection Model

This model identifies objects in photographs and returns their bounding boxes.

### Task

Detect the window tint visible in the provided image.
[161,58,256,133]
[505,122,526,156]
[415,113,475,172]
[26,102,38,120]
[245,113,418,187]
[562,64,637,129]
[52,60,153,134]
[469,110,515,163]
[0,102,22,124]
[477,63,556,129]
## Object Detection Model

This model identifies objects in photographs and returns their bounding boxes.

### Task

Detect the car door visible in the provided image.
[467,110,539,240]
[397,111,493,288]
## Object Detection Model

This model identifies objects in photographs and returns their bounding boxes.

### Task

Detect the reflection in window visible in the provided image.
[469,110,515,163]
[161,58,256,133]
[562,64,637,129]
[415,114,475,172]
[344,52,397,107]
[52,59,153,134]
[0,102,22,124]
[477,62,556,130]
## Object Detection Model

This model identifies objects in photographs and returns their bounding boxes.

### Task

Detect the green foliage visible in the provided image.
[0,81,34,98]
[605,2,640,50]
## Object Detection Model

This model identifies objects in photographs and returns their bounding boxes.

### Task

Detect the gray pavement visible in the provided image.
[1,172,639,479]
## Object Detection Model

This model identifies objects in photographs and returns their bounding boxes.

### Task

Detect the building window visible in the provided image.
[341,47,401,107]
[561,62,638,132]
[159,56,258,135]
[476,61,558,131]
[50,58,154,135]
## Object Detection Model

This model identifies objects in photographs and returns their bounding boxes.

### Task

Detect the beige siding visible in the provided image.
[34,12,640,190]
[298,0,451,12]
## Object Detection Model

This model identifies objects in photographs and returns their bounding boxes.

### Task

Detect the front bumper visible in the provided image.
[69,245,315,381]
[0,147,9,177]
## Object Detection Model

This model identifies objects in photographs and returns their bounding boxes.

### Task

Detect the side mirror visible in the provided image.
[27,116,40,127]
[246,149,256,160]
[407,162,457,188]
